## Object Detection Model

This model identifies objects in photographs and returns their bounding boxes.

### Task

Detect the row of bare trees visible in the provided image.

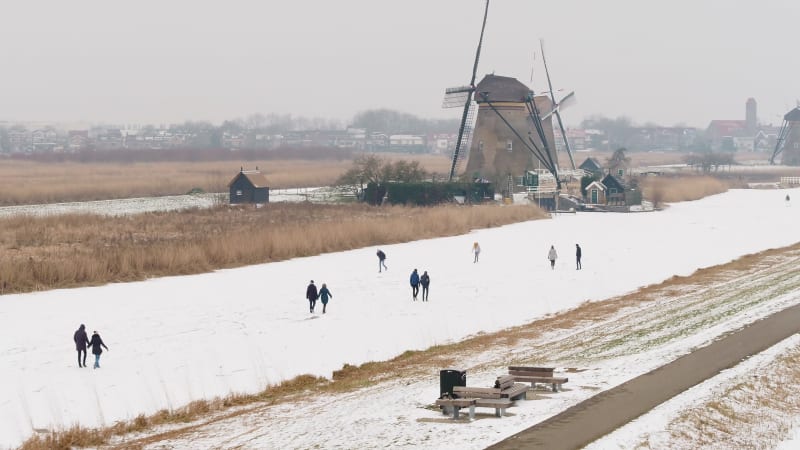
[336,155,428,196]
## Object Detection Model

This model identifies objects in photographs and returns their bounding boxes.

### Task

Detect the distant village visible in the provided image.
[0,98,781,155]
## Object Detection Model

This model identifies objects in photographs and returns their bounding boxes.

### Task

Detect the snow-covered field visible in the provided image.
[2,188,800,449]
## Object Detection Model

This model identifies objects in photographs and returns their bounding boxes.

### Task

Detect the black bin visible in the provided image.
[439,369,466,398]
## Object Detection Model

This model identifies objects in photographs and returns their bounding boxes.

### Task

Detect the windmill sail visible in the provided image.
[540,39,576,169]
[451,101,477,174]
[446,0,490,181]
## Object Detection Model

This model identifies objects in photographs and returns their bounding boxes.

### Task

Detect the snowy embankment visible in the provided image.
[1,188,799,449]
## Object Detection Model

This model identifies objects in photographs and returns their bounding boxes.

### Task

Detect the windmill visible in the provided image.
[443,0,490,181]
[770,107,800,165]
[539,39,577,170]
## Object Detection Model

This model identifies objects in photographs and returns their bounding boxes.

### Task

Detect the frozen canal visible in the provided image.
[0,187,343,218]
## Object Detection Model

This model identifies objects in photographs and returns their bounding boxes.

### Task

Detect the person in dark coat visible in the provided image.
[420,271,430,302]
[73,324,90,368]
[318,283,333,314]
[410,269,420,301]
[377,249,388,272]
[576,244,582,270]
[306,280,319,313]
[88,331,109,369]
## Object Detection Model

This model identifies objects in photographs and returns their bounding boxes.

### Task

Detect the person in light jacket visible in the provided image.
[318,283,333,314]
[88,331,109,369]
[548,245,558,270]
[472,242,481,263]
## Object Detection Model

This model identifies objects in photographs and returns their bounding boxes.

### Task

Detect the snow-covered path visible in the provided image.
[2,188,800,448]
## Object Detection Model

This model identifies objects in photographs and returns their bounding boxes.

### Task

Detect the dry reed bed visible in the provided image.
[640,175,729,204]
[0,203,547,294]
[0,155,453,206]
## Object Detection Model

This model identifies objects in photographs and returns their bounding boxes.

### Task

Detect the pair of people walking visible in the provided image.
[306,280,333,314]
[73,324,109,369]
[409,269,430,301]
[547,244,583,270]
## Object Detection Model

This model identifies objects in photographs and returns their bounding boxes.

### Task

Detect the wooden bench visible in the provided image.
[435,397,476,419]
[508,366,568,392]
[454,382,528,401]
[436,397,513,419]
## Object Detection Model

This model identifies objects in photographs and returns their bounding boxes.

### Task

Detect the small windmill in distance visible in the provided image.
[442,0,490,181]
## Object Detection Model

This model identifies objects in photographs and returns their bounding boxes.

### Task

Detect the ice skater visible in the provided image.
[88,330,109,369]
[420,271,430,301]
[73,324,90,368]
[576,244,582,270]
[377,249,388,272]
[548,245,558,270]
[410,269,420,301]
[318,283,333,314]
[472,242,481,263]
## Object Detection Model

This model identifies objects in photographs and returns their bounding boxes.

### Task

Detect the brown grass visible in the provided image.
[0,154,452,206]
[639,175,729,206]
[0,202,547,294]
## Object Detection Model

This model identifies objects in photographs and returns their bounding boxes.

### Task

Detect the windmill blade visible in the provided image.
[540,91,576,120]
[540,39,558,106]
[558,91,576,108]
[553,110,576,169]
[448,93,475,180]
[448,0,490,181]
[442,86,473,108]
[469,0,491,86]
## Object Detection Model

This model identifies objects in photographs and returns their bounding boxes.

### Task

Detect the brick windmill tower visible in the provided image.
[464,74,556,181]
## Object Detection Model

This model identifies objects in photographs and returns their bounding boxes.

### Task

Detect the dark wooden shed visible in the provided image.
[228,169,270,204]
[601,174,626,205]
[579,157,604,176]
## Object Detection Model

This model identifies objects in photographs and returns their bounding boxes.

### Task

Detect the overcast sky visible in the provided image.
[1,0,797,128]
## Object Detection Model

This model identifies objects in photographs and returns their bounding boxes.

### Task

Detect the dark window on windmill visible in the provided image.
[228,168,270,205]
[506,139,513,152]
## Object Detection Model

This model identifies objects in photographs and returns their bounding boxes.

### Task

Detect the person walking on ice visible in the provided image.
[318,283,333,314]
[376,249,388,272]
[88,330,109,369]
[472,242,481,263]
[410,268,420,301]
[73,324,90,368]
[306,280,318,313]
[575,244,582,270]
[420,271,430,301]
[548,245,558,270]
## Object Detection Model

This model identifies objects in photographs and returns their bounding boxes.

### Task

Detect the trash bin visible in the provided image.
[439,369,466,398]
